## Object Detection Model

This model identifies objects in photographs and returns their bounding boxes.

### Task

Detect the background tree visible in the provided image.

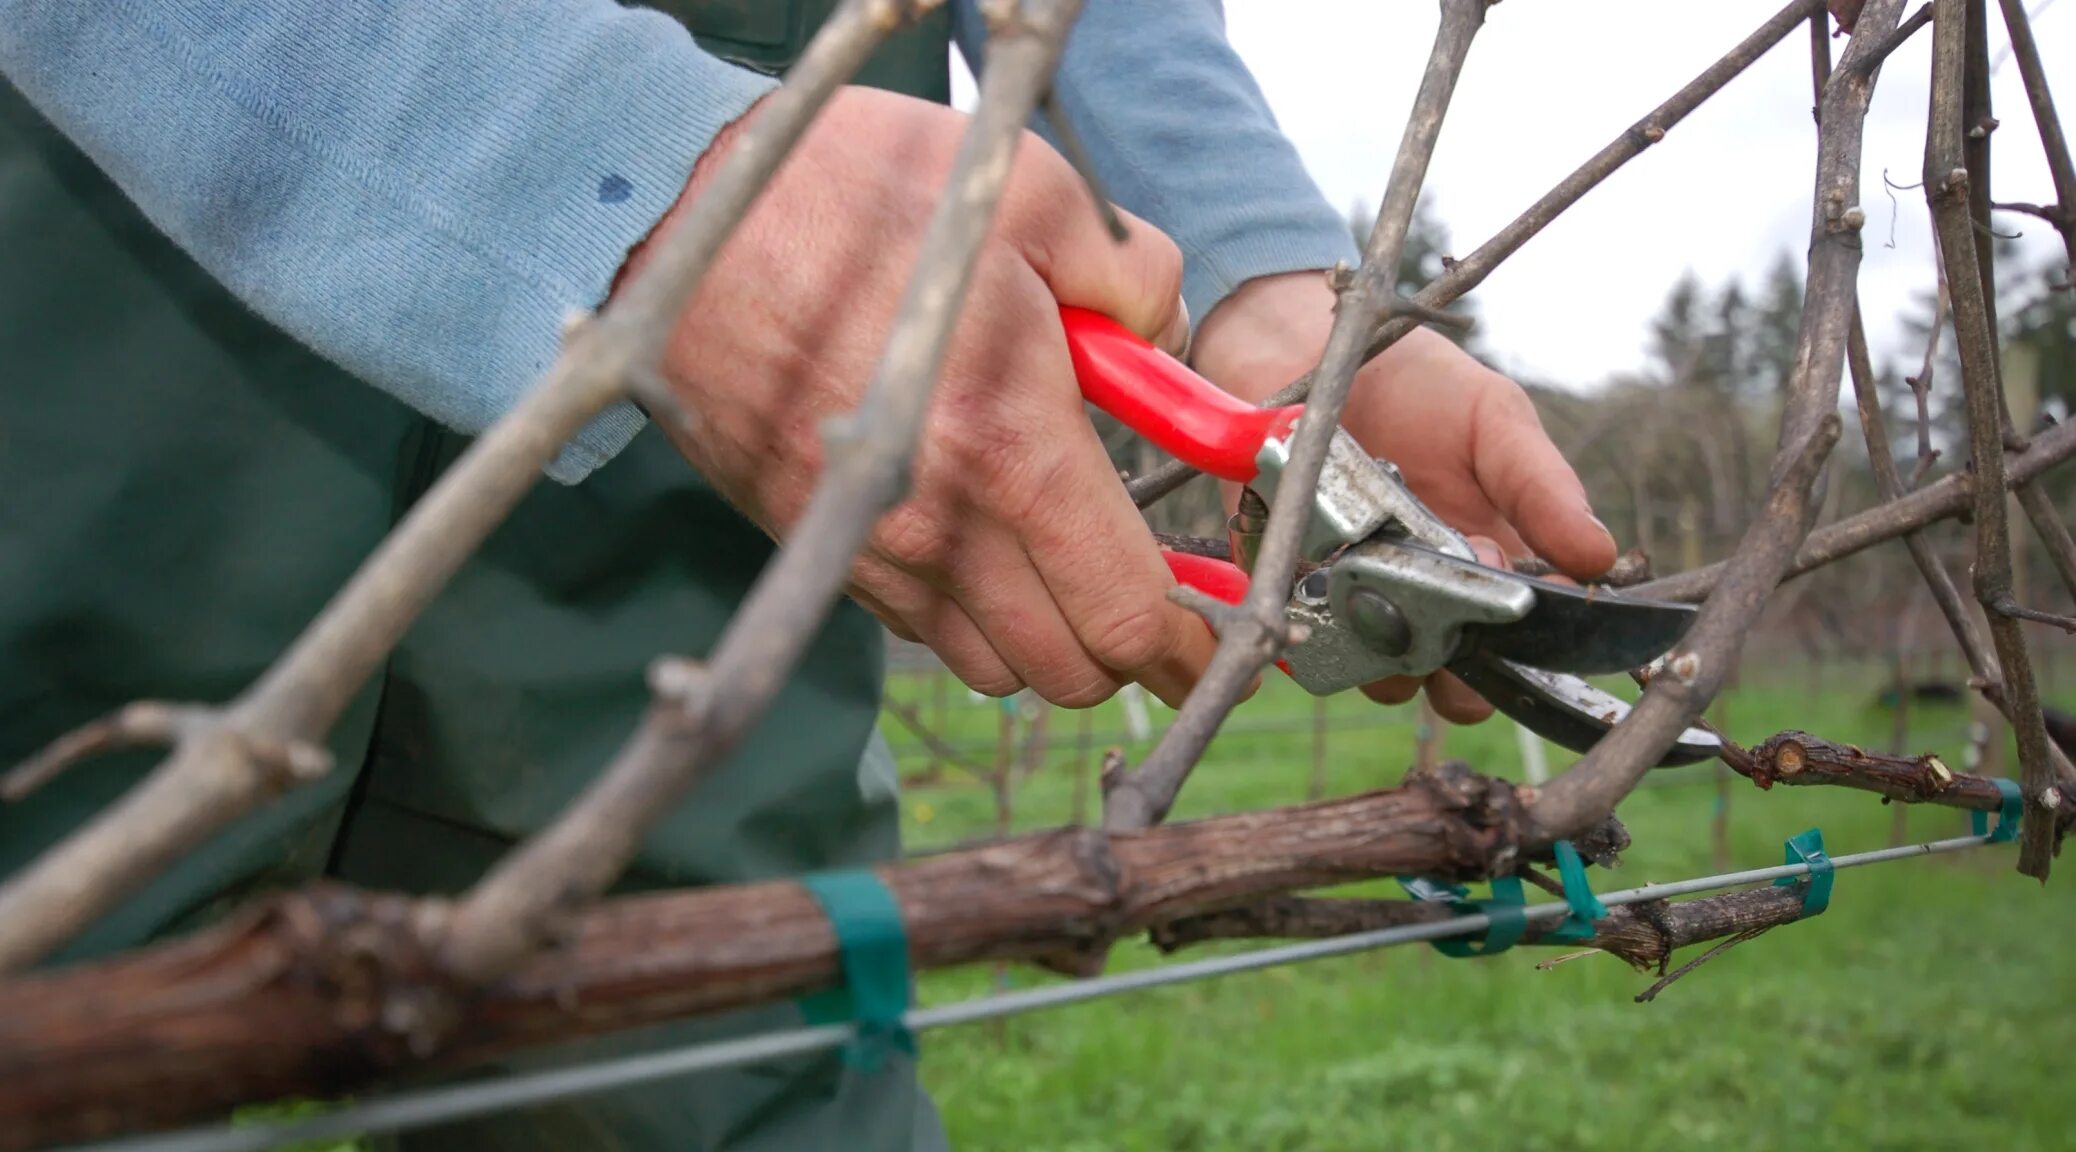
[1346,194,1485,358]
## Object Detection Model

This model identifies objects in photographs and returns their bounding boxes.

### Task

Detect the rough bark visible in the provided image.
[0,765,1537,1148]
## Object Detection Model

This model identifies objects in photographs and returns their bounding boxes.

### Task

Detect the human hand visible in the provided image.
[1189,271,1618,723]
[625,86,1213,708]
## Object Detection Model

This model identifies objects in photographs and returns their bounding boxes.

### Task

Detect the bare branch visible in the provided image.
[3,7,2073,1140]
[1633,926,1775,1002]
[1526,0,1909,841]
[0,0,928,973]
[1719,725,2076,828]
[0,703,221,802]
[1382,292,1478,332]
[881,700,995,782]
[1907,245,1950,485]
[1851,2,1937,76]
[1990,597,2076,631]
[1847,307,2004,686]
[1628,417,2076,601]
[1509,548,1658,587]
[1845,307,2076,780]
[1126,0,1830,509]
[1103,0,1489,830]
[0,764,1547,1147]
[436,0,1095,985]
[1993,198,2057,220]
[2017,481,2076,602]
[1996,0,2076,268]
[1149,531,1246,559]
[1992,198,2068,224]
[1926,0,2060,879]
[1039,92,1129,244]
[1151,886,1811,985]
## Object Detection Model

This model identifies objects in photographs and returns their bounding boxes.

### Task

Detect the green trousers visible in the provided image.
[0,1,953,1145]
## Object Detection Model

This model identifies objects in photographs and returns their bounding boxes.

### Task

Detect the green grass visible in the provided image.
[882,661,2076,1152]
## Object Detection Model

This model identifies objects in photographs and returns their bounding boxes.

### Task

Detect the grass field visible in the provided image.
[884,660,2076,1152]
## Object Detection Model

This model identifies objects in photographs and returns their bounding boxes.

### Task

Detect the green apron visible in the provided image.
[0,3,952,1148]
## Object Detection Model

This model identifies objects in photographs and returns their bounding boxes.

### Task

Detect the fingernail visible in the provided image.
[1161,294,1193,361]
[1580,498,1613,537]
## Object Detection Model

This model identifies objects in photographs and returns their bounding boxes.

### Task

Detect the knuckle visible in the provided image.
[970,437,1078,526]
[965,668,1025,698]
[1138,228,1185,306]
[874,505,957,573]
[1002,133,1077,237]
[1083,598,1178,675]
[1046,669,1121,709]
[1021,129,1081,195]
[1484,377,1543,426]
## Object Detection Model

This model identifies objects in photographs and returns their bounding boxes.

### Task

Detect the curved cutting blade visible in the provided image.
[1447,652,1721,767]
[1458,567,1696,675]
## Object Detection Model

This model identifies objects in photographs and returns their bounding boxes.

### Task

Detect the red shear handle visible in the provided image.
[1060,305,1301,484]
[1162,551,1250,605]
[1160,552,1294,676]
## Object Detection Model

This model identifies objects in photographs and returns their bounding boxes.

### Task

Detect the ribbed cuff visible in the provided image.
[1181,220,1362,337]
[534,20,778,482]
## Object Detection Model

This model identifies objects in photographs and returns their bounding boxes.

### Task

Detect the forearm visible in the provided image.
[0,0,775,481]
[954,0,1357,328]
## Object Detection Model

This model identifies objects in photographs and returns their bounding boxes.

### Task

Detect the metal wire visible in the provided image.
[63,834,1995,1152]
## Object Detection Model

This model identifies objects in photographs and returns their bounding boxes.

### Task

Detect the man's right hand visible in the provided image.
[626,86,1215,709]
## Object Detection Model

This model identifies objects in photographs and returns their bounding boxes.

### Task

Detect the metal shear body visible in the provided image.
[1061,305,1719,767]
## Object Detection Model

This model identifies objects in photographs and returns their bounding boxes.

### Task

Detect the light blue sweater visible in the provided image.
[0,0,1356,482]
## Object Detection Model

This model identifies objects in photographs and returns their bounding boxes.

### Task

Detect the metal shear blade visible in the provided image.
[1435,553,1695,676]
[1446,654,1723,767]
[1312,538,1695,680]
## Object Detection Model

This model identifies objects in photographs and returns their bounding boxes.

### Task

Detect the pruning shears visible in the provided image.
[1059,305,1719,767]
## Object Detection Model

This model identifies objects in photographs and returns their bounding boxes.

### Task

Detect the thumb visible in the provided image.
[1001,145,1184,344]
[1471,391,1618,580]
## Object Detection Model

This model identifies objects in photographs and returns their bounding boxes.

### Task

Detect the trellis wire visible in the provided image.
[72,833,1996,1152]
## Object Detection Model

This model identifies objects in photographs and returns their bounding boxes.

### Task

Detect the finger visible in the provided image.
[1002,144,1184,343]
[946,284,1215,709]
[1424,670,1494,725]
[1485,522,1534,567]
[1156,294,1191,360]
[998,402,1217,707]
[1470,389,1618,580]
[855,554,1023,698]
[1019,490,1218,710]
[850,584,922,643]
[926,527,1129,708]
[1428,536,1502,723]
[1361,676,1421,706]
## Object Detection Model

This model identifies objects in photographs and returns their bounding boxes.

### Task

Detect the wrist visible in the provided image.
[1192,270,1479,410]
[608,86,777,303]
[1191,271,1335,404]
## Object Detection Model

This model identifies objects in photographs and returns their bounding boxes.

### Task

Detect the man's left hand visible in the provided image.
[1188,270,1618,724]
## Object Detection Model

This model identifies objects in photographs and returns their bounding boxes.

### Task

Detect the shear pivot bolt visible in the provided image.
[1297,569,1332,605]
[1345,587,1412,657]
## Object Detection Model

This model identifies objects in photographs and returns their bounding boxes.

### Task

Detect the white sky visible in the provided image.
[955,2,2074,389]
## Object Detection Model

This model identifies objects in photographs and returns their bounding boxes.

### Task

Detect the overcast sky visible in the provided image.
[959,2,2074,390]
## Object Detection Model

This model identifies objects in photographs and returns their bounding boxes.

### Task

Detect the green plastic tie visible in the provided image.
[1771,827,1833,918]
[796,870,915,1071]
[1971,777,2023,844]
[1543,840,1608,943]
[1398,874,1526,957]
